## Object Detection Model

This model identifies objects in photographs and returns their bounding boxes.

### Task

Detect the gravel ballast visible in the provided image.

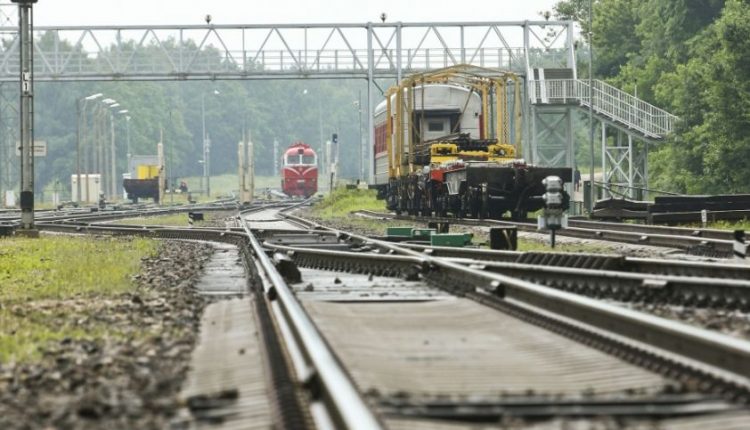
[0,239,214,430]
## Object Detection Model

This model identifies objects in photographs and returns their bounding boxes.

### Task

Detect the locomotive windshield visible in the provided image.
[286,154,316,165]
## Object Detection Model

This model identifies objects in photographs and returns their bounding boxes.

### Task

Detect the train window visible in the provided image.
[302,155,315,164]
[428,121,444,132]
[286,155,300,165]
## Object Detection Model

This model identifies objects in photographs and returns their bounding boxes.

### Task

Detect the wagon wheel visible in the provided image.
[511,209,528,220]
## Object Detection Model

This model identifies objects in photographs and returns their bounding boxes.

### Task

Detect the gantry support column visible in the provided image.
[366,22,374,184]
[601,122,650,201]
[530,106,575,169]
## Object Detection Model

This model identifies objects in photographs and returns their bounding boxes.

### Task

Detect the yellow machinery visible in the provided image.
[385,65,522,178]
[377,64,571,219]
[135,165,160,180]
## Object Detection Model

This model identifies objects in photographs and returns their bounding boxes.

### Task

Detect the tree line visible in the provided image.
[1,32,370,198]
[554,0,749,194]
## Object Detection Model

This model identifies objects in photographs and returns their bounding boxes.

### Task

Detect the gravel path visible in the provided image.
[0,239,214,430]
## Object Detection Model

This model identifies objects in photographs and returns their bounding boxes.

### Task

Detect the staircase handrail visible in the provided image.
[528,78,679,139]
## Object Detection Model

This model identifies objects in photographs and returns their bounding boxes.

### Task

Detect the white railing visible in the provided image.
[529,79,678,139]
[0,46,529,80]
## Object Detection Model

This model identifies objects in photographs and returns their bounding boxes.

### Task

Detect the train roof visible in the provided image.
[284,141,316,155]
[374,83,479,116]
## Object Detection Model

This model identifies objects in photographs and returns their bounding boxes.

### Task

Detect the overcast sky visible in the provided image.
[30,0,559,26]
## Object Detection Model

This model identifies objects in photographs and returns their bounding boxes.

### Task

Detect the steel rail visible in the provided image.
[354,210,737,255]
[266,240,750,309]
[568,218,736,241]
[239,210,383,430]
[32,201,288,226]
[276,212,750,396]
[274,209,749,279]
[395,243,750,280]
[447,257,750,309]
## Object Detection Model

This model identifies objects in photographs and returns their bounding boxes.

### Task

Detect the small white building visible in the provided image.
[71,174,102,203]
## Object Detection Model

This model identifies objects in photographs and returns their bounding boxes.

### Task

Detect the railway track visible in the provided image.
[353,210,743,257]
[274,211,750,390]
[27,202,750,428]
[35,203,380,429]
[265,208,750,425]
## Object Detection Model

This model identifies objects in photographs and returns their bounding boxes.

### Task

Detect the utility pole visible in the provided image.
[238,136,245,203]
[201,89,220,198]
[357,90,363,182]
[13,0,37,234]
[248,130,254,202]
[157,138,164,205]
[587,0,595,214]
[273,138,278,176]
[97,107,105,197]
[0,83,8,206]
[238,129,253,204]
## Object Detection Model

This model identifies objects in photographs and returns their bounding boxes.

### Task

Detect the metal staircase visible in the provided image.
[528,75,678,140]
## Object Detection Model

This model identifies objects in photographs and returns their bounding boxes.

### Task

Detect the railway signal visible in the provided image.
[539,175,568,248]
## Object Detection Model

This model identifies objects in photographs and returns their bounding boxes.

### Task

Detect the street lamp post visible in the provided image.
[92,103,105,200]
[76,93,102,204]
[125,114,131,175]
[114,109,128,200]
[100,98,116,198]
[108,103,121,200]
[201,89,220,197]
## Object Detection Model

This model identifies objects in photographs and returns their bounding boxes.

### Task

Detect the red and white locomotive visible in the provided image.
[281,141,318,197]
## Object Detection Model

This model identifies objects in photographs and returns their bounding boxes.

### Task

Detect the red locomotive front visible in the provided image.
[282,141,318,197]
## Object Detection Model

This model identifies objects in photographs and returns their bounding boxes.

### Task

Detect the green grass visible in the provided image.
[0,236,157,302]
[0,236,158,362]
[180,174,280,199]
[663,219,750,233]
[311,188,386,220]
[701,219,750,231]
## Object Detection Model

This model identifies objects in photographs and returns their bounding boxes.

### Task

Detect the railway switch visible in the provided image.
[490,227,518,250]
